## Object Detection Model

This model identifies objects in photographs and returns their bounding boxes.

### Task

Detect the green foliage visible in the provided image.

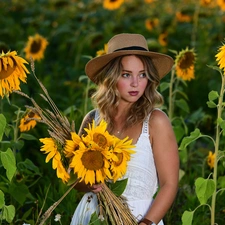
[1,0,225,224]
[107,179,128,197]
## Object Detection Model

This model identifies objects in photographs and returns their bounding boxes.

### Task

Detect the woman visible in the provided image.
[71,33,179,225]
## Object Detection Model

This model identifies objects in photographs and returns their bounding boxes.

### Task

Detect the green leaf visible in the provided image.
[0,148,16,182]
[89,212,108,225]
[0,190,5,209]
[108,179,128,196]
[2,205,15,223]
[218,176,225,189]
[0,114,6,141]
[19,133,37,141]
[208,90,219,101]
[160,82,170,92]
[207,64,222,73]
[9,183,29,205]
[17,158,41,176]
[179,129,201,151]
[195,177,215,205]
[206,101,217,108]
[175,99,190,113]
[217,118,225,135]
[173,125,185,143]
[181,210,194,225]
[67,172,78,186]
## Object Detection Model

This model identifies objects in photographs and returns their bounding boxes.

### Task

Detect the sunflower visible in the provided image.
[144,0,155,3]
[24,34,48,61]
[0,51,29,98]
[215,41,225,72]
[207,151,215,169]
[103,0,124,10]
[217,0,225,11]
[176,11,192,23]
[64,132,82,158]
[110,136,135,182]
[175,47,196,81]
[40,137,70,182]
[67,120,114,185]
[19,110,41,132]
[145,18,159,32]
[158,32,168,47]
[200,0,215,7]
[96,44,108,57]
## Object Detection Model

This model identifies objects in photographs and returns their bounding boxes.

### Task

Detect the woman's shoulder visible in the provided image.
[149,109,171,128]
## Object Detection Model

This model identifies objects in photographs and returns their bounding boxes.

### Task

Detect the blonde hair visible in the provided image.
[91,55,163,132]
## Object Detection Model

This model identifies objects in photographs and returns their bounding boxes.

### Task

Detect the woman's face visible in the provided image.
[116,55,148,104]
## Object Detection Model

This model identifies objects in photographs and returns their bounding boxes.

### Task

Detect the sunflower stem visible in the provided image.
[211,71,225,225]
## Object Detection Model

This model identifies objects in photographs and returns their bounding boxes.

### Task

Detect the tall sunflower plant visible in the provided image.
[13,59,137,225]
[179,40,225,225]
[160,47,197,144]
[0,51,43,224]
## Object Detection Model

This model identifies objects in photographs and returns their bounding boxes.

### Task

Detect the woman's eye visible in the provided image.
[122,73,130,78]
[140,73,146,78]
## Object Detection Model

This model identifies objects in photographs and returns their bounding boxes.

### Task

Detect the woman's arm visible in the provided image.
[140,110,179,224]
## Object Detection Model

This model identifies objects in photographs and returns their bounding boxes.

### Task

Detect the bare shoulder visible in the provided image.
[149,109,171,128]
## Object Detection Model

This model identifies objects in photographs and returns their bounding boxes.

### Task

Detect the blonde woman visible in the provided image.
[71,33,179,225]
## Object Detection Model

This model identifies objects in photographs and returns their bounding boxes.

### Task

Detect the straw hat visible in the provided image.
[85,33,174,83]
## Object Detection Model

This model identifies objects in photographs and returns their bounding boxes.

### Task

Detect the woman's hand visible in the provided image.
[88,183,103,193]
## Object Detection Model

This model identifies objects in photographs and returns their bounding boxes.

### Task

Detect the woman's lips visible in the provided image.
[128,91,139,96]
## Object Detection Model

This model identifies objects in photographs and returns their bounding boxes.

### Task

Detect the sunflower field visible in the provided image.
[0,0,225,224]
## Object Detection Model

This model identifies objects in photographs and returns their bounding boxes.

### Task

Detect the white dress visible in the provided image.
[70,112,164,225]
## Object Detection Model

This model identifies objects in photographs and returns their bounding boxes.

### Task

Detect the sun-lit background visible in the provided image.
[0,0,225,224]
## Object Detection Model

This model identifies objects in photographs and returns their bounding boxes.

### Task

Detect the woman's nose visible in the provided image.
[130,77,138,87]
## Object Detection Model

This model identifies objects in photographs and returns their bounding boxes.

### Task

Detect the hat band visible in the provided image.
[113,46,148,52]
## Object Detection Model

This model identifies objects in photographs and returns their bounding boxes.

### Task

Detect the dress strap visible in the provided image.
[142,108,161,134]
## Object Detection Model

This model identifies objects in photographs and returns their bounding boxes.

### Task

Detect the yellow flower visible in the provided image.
[40,138,70,182]
[207,151,215,169]
[176,12,192,23]
[175,47,196,81]
[96,44,108,57]
[24,34,48,61]
[145,18,159,31]
[144,0,155,3]
[215,41,225,72]
[68,120,113,185]
[0,51,29,98]
[19,110,41,132]
[64,132,82,158]
[200,0,216,7]
[217,0,225,11]
[110,136,135,182]
[158,32,168,47]
[103,0,124,10]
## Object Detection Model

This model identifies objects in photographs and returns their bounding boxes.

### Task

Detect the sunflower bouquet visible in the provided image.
[15,61,138,225]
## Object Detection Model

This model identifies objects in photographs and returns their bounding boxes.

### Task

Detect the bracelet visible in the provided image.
[139,218,153,225]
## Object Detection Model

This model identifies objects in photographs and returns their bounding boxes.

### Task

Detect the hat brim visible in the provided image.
[85,50,174,83]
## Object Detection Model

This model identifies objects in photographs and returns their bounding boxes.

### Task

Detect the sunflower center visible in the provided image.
[93,133,107,148]
[28,111,35,118]
[114,152,123,166]
[81,150,104,170]
[0,58,16,79]
[31,40,42,53]
[179,52,195,69]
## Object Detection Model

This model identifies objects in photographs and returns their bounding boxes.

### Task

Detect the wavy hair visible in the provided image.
[91,55,164,132]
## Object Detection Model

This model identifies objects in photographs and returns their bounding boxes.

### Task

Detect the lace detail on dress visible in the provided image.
[122,111,158,201]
